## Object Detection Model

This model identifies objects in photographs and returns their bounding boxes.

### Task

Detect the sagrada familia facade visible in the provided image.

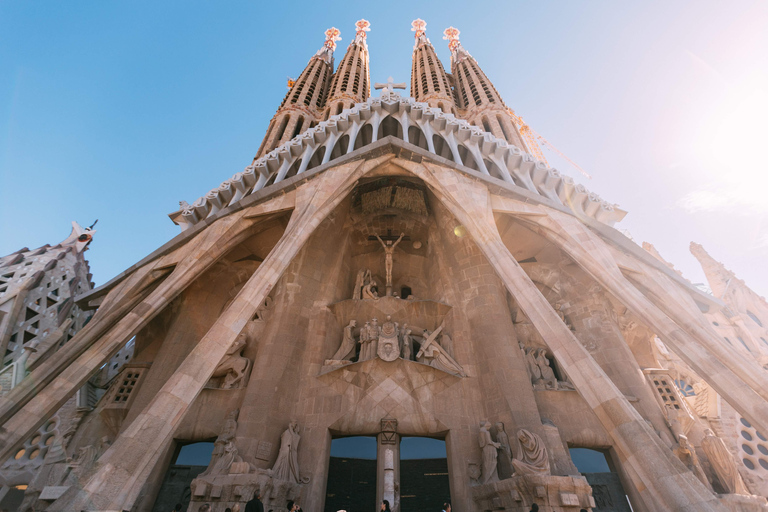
[2,18,768,512]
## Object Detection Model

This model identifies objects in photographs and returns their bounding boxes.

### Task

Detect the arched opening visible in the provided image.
[151,441,215,512]
[437,102,445,112]
[458,145,479,172]
[497,115,512,143]
[432,134,454,162]
[400,286,412,299]
[306,145,326,171]
[275,115,290,142]
[330,134,350,161]
[400,437,450,510]
[377,115,403,140]
[335,102,344,115]
[569,448,632,512]
[482,116,492,134]
[407,126,429,151]
[747,310,763,327]
[325,437,377,512]
[290,116,305,140]
[354,123,374,151]
[284,158,302,180]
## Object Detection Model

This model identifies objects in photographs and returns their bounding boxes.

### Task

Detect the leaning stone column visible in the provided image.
[396,159,724,511]
[48,158,381,511]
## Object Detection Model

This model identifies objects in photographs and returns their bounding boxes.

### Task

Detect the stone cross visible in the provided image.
[374,77,407,96]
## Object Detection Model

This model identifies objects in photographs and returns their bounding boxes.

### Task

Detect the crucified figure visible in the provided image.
[376,232,405,291]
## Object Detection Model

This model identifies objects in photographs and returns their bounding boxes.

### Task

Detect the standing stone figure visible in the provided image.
[535,349,558,390]
[369,318,381,358]
[376,233,405,294]
[272,421,301,483]
[401,327,413,361]
[675,435,712,490]
[200,409,239,477]
[440,333,454,358]
[495,422,513,480]
[352,269,367,300]
[330,320,357,361]
[521,344,542,384]
[701,429,749,494]
[511,429,550,475]
[359,321,371,361]
[479,421,501,484]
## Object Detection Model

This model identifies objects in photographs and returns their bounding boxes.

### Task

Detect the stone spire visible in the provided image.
[443,26,527,149]
[410,19,456,114]
[325,19,371,118]
[255,28,339,159]
[690,242,743,299]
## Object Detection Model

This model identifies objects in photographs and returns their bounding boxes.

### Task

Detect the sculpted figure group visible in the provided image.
[519,343,574,391]
[477,421,550,485]
[326,318,464,375]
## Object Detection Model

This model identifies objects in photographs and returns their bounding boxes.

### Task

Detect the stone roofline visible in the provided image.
[78,137,720,315]
[170,91,625,231]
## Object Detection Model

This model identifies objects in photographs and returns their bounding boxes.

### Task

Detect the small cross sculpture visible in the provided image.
[374,77,407,98]
[411,19,427,39]
[324,27,341,50]
[443,26,461,52]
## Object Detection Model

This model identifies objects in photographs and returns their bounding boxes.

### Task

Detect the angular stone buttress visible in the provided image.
[4,19,768,512]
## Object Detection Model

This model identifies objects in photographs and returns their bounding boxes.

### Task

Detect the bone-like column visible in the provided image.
[396,159,723,511]
[49,158,380,511]
[506,203,768,437]
[0,209,270,463]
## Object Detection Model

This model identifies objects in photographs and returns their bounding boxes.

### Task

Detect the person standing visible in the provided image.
[380,500,391,512]
[245,489,264,512]
[442,502,451,512]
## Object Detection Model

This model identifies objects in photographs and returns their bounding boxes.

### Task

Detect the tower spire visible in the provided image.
[443,26,528,150]
[325,19,371,118]
[410,19,456,114]
[255,28,338,159]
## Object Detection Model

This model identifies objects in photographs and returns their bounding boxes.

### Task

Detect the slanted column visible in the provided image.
[47,158,374,511]
[397,158,724,511]
[377,418,400,512]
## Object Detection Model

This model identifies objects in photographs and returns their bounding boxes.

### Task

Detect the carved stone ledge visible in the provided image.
[472,474,594,512]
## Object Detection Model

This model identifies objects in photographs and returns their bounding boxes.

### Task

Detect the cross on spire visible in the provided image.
[374,77,407,96]
[443,26,461,52]
[355,19,371,39]
[323,27,341,50]
[411,18,427,39]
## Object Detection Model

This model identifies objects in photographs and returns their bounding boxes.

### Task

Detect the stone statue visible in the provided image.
[417,325,465,376]
[511,429,550,475]
[377,316,400,362]
[362,279,379,300]
[701,429,749,494]
[329,320,357,361]
[359,321,372,361]
[674,435,712,490]
[352,269,367,300]
[401,326,413,361]
[440,332,454,358]
[376,233,405,294]
[211,332,251,389]
[369,318,381,358]
[479,421,500,484]
[200,409,239,477]
[535,349,558,390]
[521,345,542,384]
[208,440,243,476]
[495,422,513,480]
[272,420,301,483]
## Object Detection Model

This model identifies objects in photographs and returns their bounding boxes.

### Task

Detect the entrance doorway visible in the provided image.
[570,448,632,512]
[325,436,377,512]
[399,437,450,512]
[151,441,214,512]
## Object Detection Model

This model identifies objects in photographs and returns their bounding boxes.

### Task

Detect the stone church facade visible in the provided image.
[3,19,768,512]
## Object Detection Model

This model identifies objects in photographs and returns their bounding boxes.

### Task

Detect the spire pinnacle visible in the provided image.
[355,19,371,45]
[412,18,428,49]
[443,26,460,52]
[324,27,342,51]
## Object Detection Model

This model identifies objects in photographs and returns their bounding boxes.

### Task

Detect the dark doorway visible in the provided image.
[325,436,377,512]
[570,448,632,512]
[151,441,214,512]
[400,286,412,300]
[400,437,450,512]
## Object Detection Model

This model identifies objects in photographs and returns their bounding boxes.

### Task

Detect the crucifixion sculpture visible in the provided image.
[369,229,408,296]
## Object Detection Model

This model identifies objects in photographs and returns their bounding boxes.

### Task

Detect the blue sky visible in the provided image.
[1,1,767,296]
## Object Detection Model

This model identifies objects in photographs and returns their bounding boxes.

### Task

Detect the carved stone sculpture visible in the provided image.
[495,422,513,480]
[401,327,413,361]
[352,269,367,300]
[211,332,251,389]
[440,332,454,358]
[417,326,465,376]
[511,429,550,475]
[521,345,542,384]
[674,435,712,490]
[377,316,400,362]
[362,279,379,300]
[479,421,500,484]
[272,420,301,483]
[535,349,558,390]
[368,318,381,359]
[701,429,749,494]
[209,441,244,476]
[200,409,239,477]
[359,321,371,361]
[376,233,405,295]
[329,320,357,361]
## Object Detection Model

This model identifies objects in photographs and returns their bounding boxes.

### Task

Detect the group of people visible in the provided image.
[187,496,299,512]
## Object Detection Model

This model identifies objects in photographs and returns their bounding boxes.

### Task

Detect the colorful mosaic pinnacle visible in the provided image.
[324,27,341,50]
[443,26,460,51]
[355,19,371,39]
[411,18,427,39]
